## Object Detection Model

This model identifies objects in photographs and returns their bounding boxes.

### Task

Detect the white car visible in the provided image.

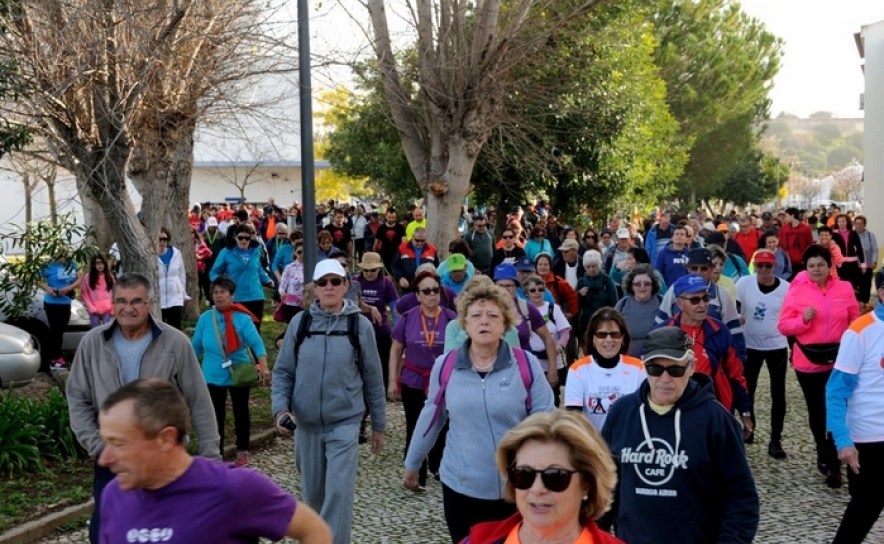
[0,321,41,388]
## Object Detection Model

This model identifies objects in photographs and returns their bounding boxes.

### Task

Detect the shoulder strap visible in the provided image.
[210,311,228,358]
[728,254,742,277]
[512,348,534,413]
[293,311,313,358]
[424,349,459,437]
[347,313,362,366]
[516,298,530,320]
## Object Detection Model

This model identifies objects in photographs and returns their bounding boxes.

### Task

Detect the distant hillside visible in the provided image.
[761,112,863,175]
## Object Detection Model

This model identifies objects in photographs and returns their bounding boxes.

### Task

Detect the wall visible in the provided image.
[861,20,884,270]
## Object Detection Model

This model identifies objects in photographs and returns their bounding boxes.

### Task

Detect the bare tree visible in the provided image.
[830,165,863,203]
[787,174,822,211]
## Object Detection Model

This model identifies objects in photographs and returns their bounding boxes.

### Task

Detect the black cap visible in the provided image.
[761,212,772,220]
[875,269,884,291]
[686,248,713,266]
[642,327,692,363]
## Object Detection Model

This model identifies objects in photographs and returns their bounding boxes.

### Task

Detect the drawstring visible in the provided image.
[640,405,682,457]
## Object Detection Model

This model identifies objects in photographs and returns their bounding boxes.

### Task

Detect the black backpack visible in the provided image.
[293,312,362,366]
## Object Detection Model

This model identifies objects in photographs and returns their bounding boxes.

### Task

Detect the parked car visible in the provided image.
[0,321,41,388]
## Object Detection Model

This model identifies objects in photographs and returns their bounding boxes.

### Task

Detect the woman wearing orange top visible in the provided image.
[534,253,578,318]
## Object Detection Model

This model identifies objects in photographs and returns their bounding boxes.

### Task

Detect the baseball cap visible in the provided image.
[686,248,713,267]
[673,274,707,297]
[702,222,716,232]
[716,223,729,232]
[753,249,776,264]
[447,253,467,272]
[642,327,692,364]
[514,256,535,272]
[559,239,580,252]
[493,263,519,283]
[206,217,219,227]
[313,259,347,281]
[761,212,773,220]
[616,228,630,239]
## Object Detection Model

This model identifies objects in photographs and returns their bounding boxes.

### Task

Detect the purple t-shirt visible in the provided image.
[355,274,399,335]
[392,306,457,391]
[395,287,458,315]
[515,301,546,350]
[100,457,296,543]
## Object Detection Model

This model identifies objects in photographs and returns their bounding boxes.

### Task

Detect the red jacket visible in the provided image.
[733,229,763,263]
[542,271,578,316]
[461,513,624,544]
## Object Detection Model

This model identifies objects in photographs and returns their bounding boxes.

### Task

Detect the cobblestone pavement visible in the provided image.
[37,369,884,543]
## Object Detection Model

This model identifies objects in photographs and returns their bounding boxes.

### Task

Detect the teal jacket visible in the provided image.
[192,308,267,387]
[210,246,271,302]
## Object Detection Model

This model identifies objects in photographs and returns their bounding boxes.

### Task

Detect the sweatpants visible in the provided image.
[744,348,787,441]
[295,423,360,544]
[442,483,515,543]
[832,442,884,544]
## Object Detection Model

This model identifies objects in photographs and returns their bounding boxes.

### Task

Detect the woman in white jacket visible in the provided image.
[158,227,190,329]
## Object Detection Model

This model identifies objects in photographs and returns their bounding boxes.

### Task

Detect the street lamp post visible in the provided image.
[298,0,317,279]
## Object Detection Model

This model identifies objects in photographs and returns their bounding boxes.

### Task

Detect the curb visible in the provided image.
[0,429,278,544]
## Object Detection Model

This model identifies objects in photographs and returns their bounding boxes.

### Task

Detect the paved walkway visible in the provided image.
[38,370,884,543]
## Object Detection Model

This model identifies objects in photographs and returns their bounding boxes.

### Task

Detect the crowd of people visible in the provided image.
[50,196,884,544]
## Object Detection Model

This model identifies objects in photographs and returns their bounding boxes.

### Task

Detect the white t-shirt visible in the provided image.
[564,262,579,289]
[735,275,790,350]
[527,302,571,370]
[833,313,884,444]
[564,355,646,430]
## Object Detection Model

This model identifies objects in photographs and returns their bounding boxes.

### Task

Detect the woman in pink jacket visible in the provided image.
[81,254,115,327]
[778,245,859,489]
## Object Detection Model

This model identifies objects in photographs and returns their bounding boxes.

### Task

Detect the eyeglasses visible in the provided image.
[508,466,579,492]
[679,294,709,305]
[645,363,690,378]
[419,287,441,295]
[497,283,517,289]
[412,238,427,244]
[237,236,251,241]
[687,266,710,272]
[158,237,169,242]
[632,281,652,287]
[755,263,774,269]
[526,287,544,294]
[113,298,149,308]
[502,235,514,240]
[315,278,344,287]
[295,250,303,255]
[594,331,623,340]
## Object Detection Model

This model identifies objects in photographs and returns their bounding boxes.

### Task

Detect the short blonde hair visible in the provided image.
[496,411,617,522]
[456,280,518,331]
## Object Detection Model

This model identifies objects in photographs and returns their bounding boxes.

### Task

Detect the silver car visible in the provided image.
[0,321,41,388]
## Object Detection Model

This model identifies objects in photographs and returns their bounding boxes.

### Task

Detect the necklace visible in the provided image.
[470,348,496,371]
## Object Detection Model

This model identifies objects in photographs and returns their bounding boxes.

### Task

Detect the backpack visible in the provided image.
[423,347,534,437]
[294,312,362,369]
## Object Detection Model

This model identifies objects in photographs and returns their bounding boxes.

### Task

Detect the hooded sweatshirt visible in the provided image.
[653,242,690,287]
[271,299,387,433]
[601,374,759,544]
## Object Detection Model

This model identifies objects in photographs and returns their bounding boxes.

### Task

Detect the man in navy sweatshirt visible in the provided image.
[600,327,759,544]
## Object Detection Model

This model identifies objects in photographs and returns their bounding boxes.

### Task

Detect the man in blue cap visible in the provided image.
[656,274,753,439]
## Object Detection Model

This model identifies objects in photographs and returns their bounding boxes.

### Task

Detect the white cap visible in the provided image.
[312,259,347,281]
[206,217,219,227]
[616,228,630,239]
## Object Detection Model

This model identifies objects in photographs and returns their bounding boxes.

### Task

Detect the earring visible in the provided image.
[583,495,589,501]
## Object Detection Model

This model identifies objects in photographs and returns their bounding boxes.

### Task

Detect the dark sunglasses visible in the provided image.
[502,235,514,239]
[315,278,344,287]
[755,263,774,269]
[632,281,652,287]
[412,238,427,244]
[594,331,623,340]
[526,287,544,294]
[295,250,303,255]
[679,294,709,305]
[158,237,169,242]
[687,266,709,272]
[508,466,579,492]
[645,363,690,378]
[419,287,441,295]
[237,236,251,241]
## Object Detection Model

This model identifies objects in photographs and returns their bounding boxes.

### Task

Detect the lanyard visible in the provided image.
[206,231,218,245]
[420,307,441,349]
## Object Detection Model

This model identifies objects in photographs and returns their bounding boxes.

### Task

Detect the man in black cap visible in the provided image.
[761,212,777,234]
[600,326,759,544]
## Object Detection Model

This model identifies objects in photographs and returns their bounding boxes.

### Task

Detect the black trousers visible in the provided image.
[795,368,840,470]
[744,348,787,442]
[401,383,445,487]
[199,270,212,303]
[838,262,862,300]
[240,299,265,332]
[442,483,515,543]
[207,383,251,455]
[90,462,116,544]
[833,442,884,544]
[161,306,183,330]
[280,303,302,324]
[857,267,874,304]
[44,302,70,360]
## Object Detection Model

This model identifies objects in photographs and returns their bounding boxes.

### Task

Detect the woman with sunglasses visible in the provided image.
[461,411,622,544]
[277,240,306,323]
[778,244,859,489]
[157,227,189,330]
[614,264,662,358]
[490,228,526,270]
[580,228,599,255]
[524,226,552,262]
[81,254,115,328]
[210,223,273,330]
[600,326,759,544]
[405,278,555,543]
[390,270,457,493]
[564,308,644,431]
[522,274,571,406]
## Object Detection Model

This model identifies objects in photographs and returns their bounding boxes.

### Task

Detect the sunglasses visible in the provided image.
[315,278,344,287]
[594,331,623,340]
[419,287,441,295]
[502,235,514,240]
[645,363,690,378]
[413,238,427,244]
[295,250,303,255]
[237,236,251,241]
[679,294,709,305]
[526,287,544,294]
[508,466,579,493]
[687,266,710,272]
[632,281,652,287]
[158,237,169,242]
[755,263,774,269]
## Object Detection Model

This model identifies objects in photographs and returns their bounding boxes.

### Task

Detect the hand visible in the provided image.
[404,469,420,489]
[370,306,382,325]
[275,411,295,435]
[399,277,410,289]
[802,307,816,323]
[387,382,400,402]
[546,370,559,388]
[838,446,860,474]
[740,415,754,440]
[371,431,384,454]
[260,369,271,386]
[579,287,588,296]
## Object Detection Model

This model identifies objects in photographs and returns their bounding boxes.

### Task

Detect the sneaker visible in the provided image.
[767,440,787,460]
[825,469,842,489]
[50,358,68,370]
[234,451,250,467]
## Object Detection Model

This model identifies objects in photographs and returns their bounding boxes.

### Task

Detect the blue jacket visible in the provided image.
[209,246,271,302]
[191,308,267,387]
[271,244,294,276]
[601,373,759,544]
[654,243,690,287]
[644,223,675,263]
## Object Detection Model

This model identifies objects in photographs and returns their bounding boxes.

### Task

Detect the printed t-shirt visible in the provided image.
[356,275,399,335]
[564,355,645,430]
[527,302,570,370]
[735,276,789,350]
[392,306,458,391]
[834,313,884,444]
[100,457,296,543]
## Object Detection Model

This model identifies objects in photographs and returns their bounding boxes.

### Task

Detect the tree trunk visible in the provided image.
[425,141,475,259]
[22,171,33,224]
[75,176,115,251]
[45,167,58,225]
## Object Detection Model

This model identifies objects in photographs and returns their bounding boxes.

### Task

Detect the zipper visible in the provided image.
[480,373,504,496]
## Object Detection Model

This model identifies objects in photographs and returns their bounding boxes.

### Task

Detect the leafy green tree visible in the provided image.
[713,147,783,208]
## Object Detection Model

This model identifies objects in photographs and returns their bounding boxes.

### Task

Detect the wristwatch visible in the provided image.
[741,412,751,417]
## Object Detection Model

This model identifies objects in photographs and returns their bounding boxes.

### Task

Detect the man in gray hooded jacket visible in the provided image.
[272,259,386,544]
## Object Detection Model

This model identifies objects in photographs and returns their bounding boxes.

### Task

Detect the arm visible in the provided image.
[176,251,189,301]
[605,276,618,307]
[716,418,761,543]
[871,232,879,268]
[777,287,812,337]
[176,342,222,460]
[81,275,97,313]
[560,279,578,316]
[536,326,559,385]
[388,340,404,400]
[284,501,332,544]
[525,351,556,413]
[827,369,859,452]
[358,321,386,438]
[66,343,103,458]
[191,315,206,359]
[563,366,585,410]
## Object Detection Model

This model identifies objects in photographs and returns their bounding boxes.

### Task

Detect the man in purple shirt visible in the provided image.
[98,378,331,544]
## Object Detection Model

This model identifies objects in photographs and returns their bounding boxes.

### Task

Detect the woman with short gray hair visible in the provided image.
[614,264,661,357]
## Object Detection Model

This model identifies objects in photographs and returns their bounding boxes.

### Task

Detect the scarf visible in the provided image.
[216,304,259,353]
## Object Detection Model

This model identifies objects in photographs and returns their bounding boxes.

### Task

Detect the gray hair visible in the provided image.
[412,227,427,237]
[583,249,603,267]
[521,274,545,290]
[113,273,155,300]
[623,264,659,296]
